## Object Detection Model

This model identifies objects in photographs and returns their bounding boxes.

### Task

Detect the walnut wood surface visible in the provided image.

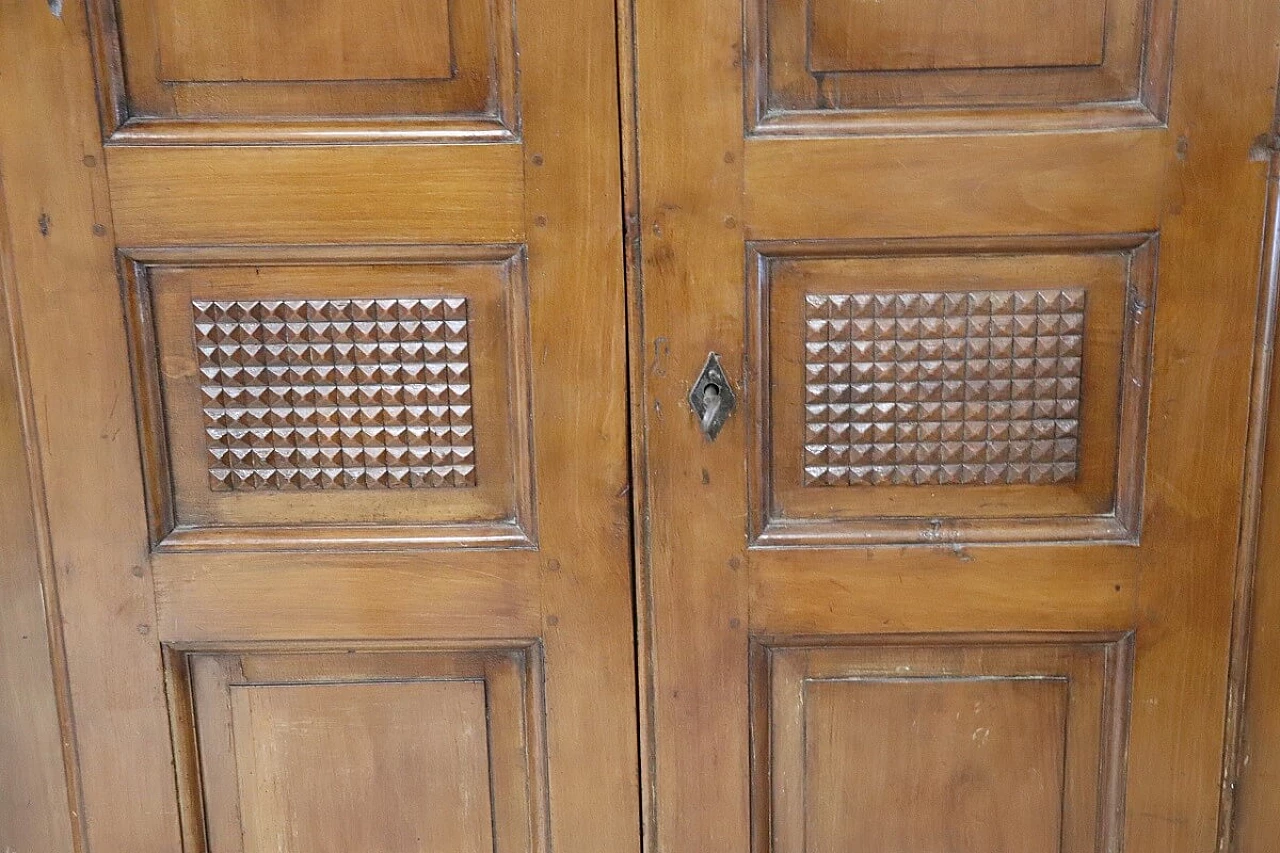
[3,0,1280,850]
[1227,141,1280,851]
[0,185,78,853]
[628,0,1280,850]
[0,2,637,853]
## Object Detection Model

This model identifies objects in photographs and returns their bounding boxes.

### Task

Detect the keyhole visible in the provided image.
[688,353,735,441]
[700,383,723,435]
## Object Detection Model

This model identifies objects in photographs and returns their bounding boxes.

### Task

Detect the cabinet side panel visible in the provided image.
[1234,150,1280,853]
[0,195,76,853]
[0,1,183,850]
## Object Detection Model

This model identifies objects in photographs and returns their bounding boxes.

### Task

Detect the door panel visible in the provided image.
[631,0,1280,852]
[751,636,1131,853]
[748,236,1154,544]
[121,245,535,548]
[750,0,1172,131]
[168,645,542,853]
[96,0,518,139]
[0,3,635,853]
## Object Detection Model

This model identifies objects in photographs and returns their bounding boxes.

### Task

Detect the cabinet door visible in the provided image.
[0,1,636,852]
[630,0,1280,848]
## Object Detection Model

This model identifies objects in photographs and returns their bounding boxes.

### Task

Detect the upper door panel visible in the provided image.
[91,0,519,140]
[749,0,1174,133]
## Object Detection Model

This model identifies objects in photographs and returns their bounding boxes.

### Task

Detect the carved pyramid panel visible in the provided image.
[802,289,1086,487]
[193,297,477,491]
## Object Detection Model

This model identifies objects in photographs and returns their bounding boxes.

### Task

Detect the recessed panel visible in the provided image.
[91,0,518,140]
[805,678,1066,852]
[155,0,453,82]
[168,645,543,853]
[232,681,493,853]
[194,297,477,492]
[802,289,1084,487]
[748,237,1154,546]
[752,635,1132,853]
[807,0,1104,72]
[748,0,1174,132]
[122,246,535,550]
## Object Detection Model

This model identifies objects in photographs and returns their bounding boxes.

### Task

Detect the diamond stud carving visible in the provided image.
[193,297,476,491]
[803,289,1085,487]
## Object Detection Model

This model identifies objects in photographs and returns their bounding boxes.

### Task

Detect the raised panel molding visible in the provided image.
[748,235,1156,547]
[746,0,1175,134]
[164,642,546,853]
[120,244,536,552]
[87,0,520,143]
[750,634,1133,853]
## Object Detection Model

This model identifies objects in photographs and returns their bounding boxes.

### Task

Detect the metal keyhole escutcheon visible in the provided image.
[689,352,736,440]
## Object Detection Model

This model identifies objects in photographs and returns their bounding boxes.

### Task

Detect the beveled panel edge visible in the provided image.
[746,234,1157,548]
[85,0,522,144]
[106,116,519,146]
[118,243,538,552]
[157,521,535,553]
[753,514,1134,548]
[746,628,1137,652]
[747,630,1135,853]
[748,102,1164,138]
[84,0,129,134]
[118,254,177,547]
[160,639,548,853]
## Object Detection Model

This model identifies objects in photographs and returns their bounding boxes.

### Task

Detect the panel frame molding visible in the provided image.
[84,0,522,144]
[744,0,1177,136]
[747,234,1158,547]
[119,243,538,552]
[748,631,1135,853]
[162,639,549,853]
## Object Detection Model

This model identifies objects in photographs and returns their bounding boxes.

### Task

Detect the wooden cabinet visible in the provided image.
[1,0,1279,850]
